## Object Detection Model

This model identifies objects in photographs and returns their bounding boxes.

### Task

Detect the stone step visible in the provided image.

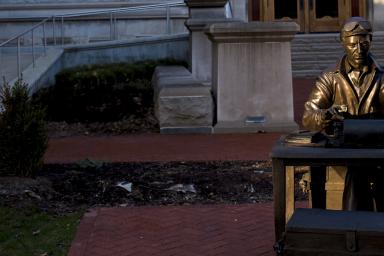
[293,43,384,49]
[292,53,342,62]
[291,33,384,78]
[292,63,334,71]
[292,57,384,65]
[293,70,323,78]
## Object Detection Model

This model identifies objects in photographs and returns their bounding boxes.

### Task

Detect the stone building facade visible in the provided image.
[248,0,384,33]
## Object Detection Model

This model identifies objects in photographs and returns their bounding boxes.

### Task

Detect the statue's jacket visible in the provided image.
[303,54,384,131]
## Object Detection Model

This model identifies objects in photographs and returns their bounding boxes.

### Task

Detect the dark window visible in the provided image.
[252,0,260,20]
[315,0,338,18]
[274,0,297,19]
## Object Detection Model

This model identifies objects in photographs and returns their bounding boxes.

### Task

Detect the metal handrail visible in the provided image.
[0,18,50,48]
[0,1,186,81]
[55,2,185,18]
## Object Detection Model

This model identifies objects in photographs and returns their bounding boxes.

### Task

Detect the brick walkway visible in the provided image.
[69,204,275,256]
[49,79,314,256]
[45,133,283,163]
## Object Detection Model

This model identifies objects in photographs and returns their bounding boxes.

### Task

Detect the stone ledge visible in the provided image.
[213,121,298,133]
[152,65,193,95]
[152,65,191,78]
[205,21,300,43]
[185,18,239,31]
[153,75,204,99]
[160,126,213,134]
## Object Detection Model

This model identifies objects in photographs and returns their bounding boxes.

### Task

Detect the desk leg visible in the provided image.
[273,158,285,241]
[286,166,295,223]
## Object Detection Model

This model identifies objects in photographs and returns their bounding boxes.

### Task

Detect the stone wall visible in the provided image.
[374,0,384,31]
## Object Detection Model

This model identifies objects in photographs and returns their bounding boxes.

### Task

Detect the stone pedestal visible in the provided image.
[157,86,213,133]
[185,0,232,84]
[205,21,299,133]
[153,65,213,133]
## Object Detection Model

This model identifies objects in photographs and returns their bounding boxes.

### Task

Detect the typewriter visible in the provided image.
[285,105,384,148]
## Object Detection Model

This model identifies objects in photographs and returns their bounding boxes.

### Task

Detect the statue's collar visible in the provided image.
[344,58,370,73]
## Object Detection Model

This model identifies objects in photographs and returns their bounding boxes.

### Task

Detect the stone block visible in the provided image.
[152,65,214,133]
[152,66,203,99]
[157,87,213,131]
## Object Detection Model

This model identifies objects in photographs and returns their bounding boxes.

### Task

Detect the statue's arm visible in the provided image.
[302,73,334,131]
[379,74,384,113]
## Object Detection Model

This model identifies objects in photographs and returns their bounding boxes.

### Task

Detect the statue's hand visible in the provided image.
[318,105,347,129]
[325,105,347,121]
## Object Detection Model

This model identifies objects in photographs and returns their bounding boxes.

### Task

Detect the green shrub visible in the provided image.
[33,59,187,123]
[0,79,48,177]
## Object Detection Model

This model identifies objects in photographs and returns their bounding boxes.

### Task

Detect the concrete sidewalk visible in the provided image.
[48,78,314,256]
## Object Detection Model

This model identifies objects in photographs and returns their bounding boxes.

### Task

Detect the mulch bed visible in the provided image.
[0,161,308,214]
[46,111,158,138]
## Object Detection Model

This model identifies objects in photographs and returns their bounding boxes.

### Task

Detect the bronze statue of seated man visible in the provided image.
[302,17,384,211]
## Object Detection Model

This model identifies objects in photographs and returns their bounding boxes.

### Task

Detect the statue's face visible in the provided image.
[342,34,371,68]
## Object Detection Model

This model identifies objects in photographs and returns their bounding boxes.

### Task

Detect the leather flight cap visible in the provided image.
[341,17,372,39]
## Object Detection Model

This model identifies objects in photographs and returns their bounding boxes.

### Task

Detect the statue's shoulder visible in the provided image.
[316,58,344,81]
[369,54,384,74]
[321,68,337,76]
[316,68,338,82]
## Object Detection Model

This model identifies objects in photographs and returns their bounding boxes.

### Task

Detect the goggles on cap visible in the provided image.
[342,20,372,32]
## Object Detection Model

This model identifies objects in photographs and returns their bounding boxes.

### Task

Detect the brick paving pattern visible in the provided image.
[68,204,275,256]
[56,79,314,256]
[45,133,283,163]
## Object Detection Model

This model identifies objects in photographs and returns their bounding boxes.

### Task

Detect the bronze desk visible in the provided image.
[271,138,384,241]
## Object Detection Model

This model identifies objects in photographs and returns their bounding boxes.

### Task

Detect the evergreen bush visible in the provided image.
[32,59,187,123]
[0,79,48,177]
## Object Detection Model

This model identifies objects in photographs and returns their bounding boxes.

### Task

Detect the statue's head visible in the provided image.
[340,17,372,68]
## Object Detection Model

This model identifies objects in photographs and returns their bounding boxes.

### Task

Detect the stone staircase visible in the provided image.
[291,32,384,78]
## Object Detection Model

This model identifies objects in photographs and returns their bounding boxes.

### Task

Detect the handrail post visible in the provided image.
[110,12,113,40]
[32,29,35,68]
[166,5,171,34]
[0,47,2,81]
[114,14,117,40]
[17,37,21,79]
[43,22,47,55]
[53,16,56,45]
[61,16,64,46]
